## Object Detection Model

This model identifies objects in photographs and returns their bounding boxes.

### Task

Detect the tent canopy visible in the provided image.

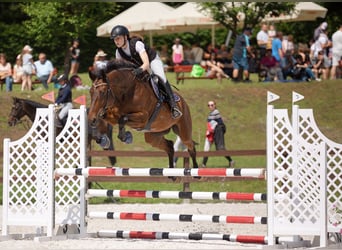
[96,2,174,37]
[263,2,327,23]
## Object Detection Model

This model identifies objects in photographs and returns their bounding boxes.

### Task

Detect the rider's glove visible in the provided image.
[132,67,144,76]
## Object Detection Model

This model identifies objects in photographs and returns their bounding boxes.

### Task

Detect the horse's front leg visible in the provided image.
[117,115,132,144]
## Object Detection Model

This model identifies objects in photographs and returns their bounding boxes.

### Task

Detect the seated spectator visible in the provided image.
[190,43,204,65]
[259,49,284,82]
[13,55,24,83]
[205,53,230,83]
[281,50,296,80]
[182,44,193,65]
[292,54,316,81]
[0,53,13,91]
[34,53,58,89]
[158,45,171,71]
[311,51,327,81]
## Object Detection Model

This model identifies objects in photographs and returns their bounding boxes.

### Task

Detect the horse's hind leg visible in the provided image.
[144,132,174,169]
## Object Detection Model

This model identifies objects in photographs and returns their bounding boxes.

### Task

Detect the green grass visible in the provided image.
[1,72,341,204]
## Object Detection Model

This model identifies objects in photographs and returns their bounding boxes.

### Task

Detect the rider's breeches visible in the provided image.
[150,55,166,83]
[58,102,73,120]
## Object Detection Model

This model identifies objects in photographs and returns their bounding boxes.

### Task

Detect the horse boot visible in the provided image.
[164,80,182,119]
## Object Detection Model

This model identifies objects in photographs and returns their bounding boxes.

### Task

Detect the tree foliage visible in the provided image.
[198,2,296,35]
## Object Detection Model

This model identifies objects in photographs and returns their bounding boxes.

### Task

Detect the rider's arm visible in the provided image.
[135,41,150,71]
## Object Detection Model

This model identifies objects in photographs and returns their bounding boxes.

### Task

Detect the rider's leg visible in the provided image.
[163,80,182,119]
[150,57,182,119]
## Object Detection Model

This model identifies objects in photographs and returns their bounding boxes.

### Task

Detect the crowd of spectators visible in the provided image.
[158,22,342,83]
[0,39,81,92]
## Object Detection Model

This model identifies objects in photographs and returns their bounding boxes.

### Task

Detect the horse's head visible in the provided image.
[88,69,111,127]
[8,97,25,126]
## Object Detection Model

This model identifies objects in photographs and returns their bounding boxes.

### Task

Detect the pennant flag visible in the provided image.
[267,91,280,104]
[73,95,86,105]
[41,91,55,103]
[292,91,304,103]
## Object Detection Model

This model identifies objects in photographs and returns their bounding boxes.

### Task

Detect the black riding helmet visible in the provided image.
[110,25,129,39]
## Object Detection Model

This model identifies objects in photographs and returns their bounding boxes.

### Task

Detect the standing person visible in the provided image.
[55,74,73,128]
[257,23,269,58]
[69,39,80,75]
[314,22,328,41]
[330,24,342,80]
[21,45,35,91]
[110,25,182,119]
[190,42,204,65]
[34,53,58,90]
[0,53,13,92]
[232,28,255,83]
[201,101,234,168]
[272,31,283,63]
[93,50,108,70]
[13,55,24,83]
[171,38,184,65]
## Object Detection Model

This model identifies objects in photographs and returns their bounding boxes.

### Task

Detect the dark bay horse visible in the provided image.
[8,97,116,166]
[88,59,198,170]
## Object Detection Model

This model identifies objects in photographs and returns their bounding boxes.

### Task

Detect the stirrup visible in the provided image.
[172,107,182,119]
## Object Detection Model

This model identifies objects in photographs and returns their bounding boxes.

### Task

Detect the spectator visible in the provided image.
[317,30,332,70]
[272,31,283,63]
[13,55,24,83]
[311,51,326,81]
[55,74,73,128]
[190,42,204,65]
[314,21,328,41]
[292,54,315,81]
[171,38,184,65]
[0,53,13,92]
[201,100,234,168]
[173,136,186,168]
[158,45,171,71]
[282,34,295,55]
[232,28,255,83]
[203,43,217,61]
[34,53,58,90]
[93,50,108,70]
[259,49,284,82]
[330,24,342,80]
[69,38,80,75]
[182,44,193,65]
[256,23,269,58]
[205,52,230,83]
[297,44,316,81]
[21,45,35,91]
[281,50,296,80]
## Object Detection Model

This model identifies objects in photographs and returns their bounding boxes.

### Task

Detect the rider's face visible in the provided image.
[114,35,125,48]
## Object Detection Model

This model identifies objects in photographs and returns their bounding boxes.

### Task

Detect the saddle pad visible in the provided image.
[150,78,180,102]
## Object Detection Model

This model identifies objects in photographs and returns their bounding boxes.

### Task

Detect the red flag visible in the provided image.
[73,95,86,105]
[41,91,55,103]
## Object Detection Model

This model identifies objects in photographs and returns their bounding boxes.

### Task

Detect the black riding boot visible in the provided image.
[164,80,182,119]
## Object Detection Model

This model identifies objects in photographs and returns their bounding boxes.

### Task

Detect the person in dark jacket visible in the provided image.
[55,74,73,127]
[110,25,182,119]
[201,100,234,168]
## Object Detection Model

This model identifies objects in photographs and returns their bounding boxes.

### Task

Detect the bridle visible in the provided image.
[92,79,115,119]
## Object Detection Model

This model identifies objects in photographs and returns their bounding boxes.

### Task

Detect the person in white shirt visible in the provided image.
[34,53,57,89]
[330,24,342,79]
[257,23,269,58]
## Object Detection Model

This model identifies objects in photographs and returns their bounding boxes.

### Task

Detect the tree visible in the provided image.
[198,2,296,36]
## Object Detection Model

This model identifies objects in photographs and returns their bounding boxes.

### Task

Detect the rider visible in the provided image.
[55,74,73,127]
[110,25,182,119]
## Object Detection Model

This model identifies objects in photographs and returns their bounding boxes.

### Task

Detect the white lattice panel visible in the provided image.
[55,107,87,235]
[267,106,327,247]
[2,106,55,237]
[293,105,342,233]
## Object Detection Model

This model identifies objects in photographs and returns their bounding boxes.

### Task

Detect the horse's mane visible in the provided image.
[14,97,48,108]
[105,59,136,73]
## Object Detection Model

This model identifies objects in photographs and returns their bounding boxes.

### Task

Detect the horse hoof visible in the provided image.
[124,131,133,144]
